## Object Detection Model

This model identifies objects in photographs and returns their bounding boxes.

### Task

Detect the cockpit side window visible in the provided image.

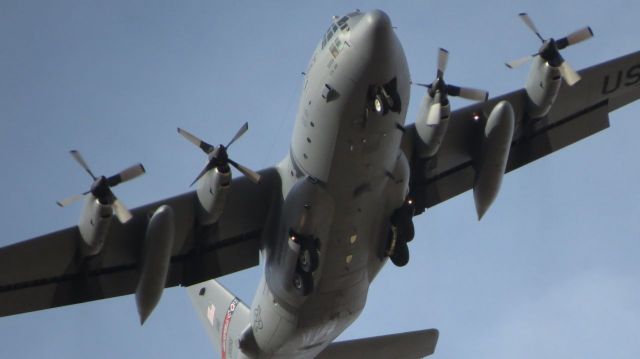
[321,16,351,49]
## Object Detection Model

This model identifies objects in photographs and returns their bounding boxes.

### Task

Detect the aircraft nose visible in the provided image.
[362,9,392,35]
[350,9,396,66]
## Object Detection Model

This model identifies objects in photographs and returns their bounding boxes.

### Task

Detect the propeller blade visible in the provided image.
[107,163,145,187]
[112,198,133,223]
[447,85,489,102]
[190,164,212,187]
[70,150,97,180]
[437,48,449,77]
[518,13,544,42]
[505,54,535,69]
[558,61,581,86]
[228,159,261,184]
[556,26,593,49]
[226,122,249,148]
[426,102,442,126]
[178,128,215,154]
[56,193,85,207]
[412,82,432,89]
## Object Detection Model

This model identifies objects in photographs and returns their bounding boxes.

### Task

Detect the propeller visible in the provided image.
[413,48,489,125]
[177,122,261,186]
[57,150,145,223]
[505,13,593,86]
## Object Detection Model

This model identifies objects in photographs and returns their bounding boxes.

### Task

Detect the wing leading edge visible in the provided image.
[405,51,640,213]
[0,167,282,317]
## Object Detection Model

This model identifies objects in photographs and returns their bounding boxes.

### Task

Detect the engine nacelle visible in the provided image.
[78,196,114,256]
[196,167,231,225]
[136,205,175,324]
[525,56,562,119]
[473,100,515,220]
[414,92,451,158]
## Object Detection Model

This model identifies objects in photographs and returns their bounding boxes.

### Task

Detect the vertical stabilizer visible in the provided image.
[187,279,251,359]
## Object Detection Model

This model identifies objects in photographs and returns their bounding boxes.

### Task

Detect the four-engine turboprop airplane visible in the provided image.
[2,9,640,359]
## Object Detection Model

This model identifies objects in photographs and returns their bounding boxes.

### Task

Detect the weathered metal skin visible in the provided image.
[135,205,175,324]
[473,101,515,220]
[525,56,562,119]
[196,168,231,226]
[243,10,413,358]
[78,196,113,256]
[415,92,452,158]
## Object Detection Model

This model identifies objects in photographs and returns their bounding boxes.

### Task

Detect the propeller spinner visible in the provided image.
[506,13,594,86]
[413,48,489,125]
[177,122,261,186]
[57,150,145,223]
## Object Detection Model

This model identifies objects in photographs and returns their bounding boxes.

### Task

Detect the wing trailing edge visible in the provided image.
[316,329,439,359]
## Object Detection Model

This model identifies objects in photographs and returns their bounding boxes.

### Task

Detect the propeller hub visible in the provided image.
[57,150,144,223]
[215,145,229,162]
[178,123,261,186]
[206,145,231,173]
[506,13,593,87]
[538,39,563,67]
[90,176,114,204]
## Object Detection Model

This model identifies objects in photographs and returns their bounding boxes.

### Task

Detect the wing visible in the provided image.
[405,51,640,214]
[316,329,439,359]
[0,168,282,317]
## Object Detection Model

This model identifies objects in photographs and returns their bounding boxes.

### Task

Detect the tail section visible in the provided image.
[316,329,439,359]
[187,279,252,359]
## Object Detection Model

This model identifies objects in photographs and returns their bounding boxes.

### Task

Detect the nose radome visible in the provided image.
[363,9,392,34]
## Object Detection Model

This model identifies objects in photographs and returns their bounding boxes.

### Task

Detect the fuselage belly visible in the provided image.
[250,10,411,358]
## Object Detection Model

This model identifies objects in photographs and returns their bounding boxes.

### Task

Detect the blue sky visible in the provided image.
[1,1,639,358]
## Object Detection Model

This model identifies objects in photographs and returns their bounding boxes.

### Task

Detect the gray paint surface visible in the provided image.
[1,1,640,358]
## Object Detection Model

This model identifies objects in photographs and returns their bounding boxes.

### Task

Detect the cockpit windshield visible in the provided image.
[321,11,359,49]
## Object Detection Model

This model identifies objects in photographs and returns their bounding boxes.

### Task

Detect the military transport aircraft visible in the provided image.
[2,8,640,359]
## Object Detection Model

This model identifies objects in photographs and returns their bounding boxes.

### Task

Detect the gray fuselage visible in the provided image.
[248,10,411,359]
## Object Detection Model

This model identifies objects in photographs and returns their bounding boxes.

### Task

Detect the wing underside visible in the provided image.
[316,329,439,359]
[0,168,282,317]
[406,51,640,213]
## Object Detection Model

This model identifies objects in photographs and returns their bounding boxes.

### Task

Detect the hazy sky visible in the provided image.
[1,1,639,358]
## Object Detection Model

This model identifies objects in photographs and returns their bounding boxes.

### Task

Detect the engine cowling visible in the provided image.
[413,49,488,158]
[506,13,594,119]
[524,56,562,119]
[78,196,114,256]
[196,167,231,225]
[415,92,451,158]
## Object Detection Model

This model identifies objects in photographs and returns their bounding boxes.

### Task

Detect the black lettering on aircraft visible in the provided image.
[602,63,640,95]
[625,64,640,86]
[602,71,623,94]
